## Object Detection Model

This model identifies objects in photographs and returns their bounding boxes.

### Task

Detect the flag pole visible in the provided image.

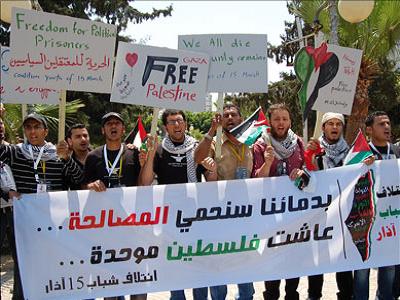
[215,92,224,160]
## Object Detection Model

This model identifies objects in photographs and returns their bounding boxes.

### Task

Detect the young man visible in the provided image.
[83,112,143,300]
[194,103,255,300]
[252,103,305,300]
[84,112,141,191]
[305,112,353,300]
[0,113,84,299]
[140,109,216,300]
[66,123,91,190]
[353,111,399,300]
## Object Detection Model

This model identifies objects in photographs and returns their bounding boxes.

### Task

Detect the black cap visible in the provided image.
[101,112,124,126]
[23,113,47,129]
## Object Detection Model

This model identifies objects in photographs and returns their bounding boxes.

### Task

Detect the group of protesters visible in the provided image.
[1,102,399,300]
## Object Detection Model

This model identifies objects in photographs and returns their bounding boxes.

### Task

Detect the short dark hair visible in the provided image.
[162,109,186,126]
[66,123,87,139]
[268,103,291,120]
[365,111,389,127]
[223,103,241,117]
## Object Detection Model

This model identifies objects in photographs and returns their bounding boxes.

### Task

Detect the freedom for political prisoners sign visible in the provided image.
[1,46,59,104]
[14,160,400,299]
[110,43,209,112]
[10,8,117,93]
[294,42,362,120]
[178,34,268,92]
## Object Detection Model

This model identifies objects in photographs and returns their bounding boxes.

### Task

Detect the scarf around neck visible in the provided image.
[161,134,198,183]
[319,135,349,168]
[17,142,57,161]
[262,129,299,160]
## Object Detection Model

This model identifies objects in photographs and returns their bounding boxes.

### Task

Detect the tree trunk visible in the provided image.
[345,78,371,144]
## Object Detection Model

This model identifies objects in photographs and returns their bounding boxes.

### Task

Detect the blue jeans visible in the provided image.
[210,285,227,300]
[354,266,396,300]
[170,287,208,300]
[210,283,254,300]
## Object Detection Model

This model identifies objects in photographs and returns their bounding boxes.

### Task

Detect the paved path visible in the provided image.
[1,253,379,299]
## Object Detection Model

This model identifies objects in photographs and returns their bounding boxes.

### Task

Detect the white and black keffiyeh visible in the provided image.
[17,142,57,161]
[319,135,349,168]
[261,129,299,160]
[161,134,198,183]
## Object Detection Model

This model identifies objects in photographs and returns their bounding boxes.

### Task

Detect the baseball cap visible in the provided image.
[101,112,124,126]
[23,113,48,129]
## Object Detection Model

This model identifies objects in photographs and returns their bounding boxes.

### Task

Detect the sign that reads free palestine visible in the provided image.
[111,43,209,112]
[178,34,268,93]
[10,8,117,93]
[1,46,59,104]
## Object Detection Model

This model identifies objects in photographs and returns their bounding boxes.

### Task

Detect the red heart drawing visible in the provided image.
[125,53,138,67]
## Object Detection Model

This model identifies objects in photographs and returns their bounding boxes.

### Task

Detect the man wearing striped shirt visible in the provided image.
[0,113,83,299]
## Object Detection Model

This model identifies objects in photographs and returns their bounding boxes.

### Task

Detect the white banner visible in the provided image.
[110,43,209,112]
[1,46,60,104]
[10,8,116,93]
[178,34,268,92]
[14,160,400,300]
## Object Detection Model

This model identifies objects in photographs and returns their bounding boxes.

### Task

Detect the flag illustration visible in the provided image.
[229,107,269,146]
[343,129,373,165]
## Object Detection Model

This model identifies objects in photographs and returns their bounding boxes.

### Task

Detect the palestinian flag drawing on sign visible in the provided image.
[229,107,269,146]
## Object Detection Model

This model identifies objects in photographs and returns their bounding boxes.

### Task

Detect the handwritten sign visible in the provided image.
[1,46,59,104]
[10,8,117,93]
[14,160,399,299]
[295,43,362,119]
[178,34,268,92]
[110,43,209,112]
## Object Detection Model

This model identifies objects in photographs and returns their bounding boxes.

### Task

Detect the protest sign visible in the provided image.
[14,160,400,299]
[295,42,362,120]
[111,43,209,112]
[1,46,59,104]
[178,34,268,92]
[10,8,117,93]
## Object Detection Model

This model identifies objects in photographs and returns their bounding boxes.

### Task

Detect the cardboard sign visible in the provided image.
[111,43,209,112]
[1,46,59,104]
[10,8,117,93]
[178,34,268,92]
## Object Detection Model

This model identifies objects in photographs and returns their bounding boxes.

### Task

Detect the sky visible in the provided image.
[125,1,295,84]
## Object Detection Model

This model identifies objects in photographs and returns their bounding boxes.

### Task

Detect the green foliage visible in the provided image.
[186,111,214,134]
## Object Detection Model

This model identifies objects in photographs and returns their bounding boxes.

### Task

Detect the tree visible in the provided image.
[292,0,400,142]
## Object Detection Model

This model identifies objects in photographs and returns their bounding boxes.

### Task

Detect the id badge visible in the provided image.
[37,183,47,193]
[235,167,249,179]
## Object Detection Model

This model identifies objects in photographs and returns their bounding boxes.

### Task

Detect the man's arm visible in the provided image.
[194,114,220,164]
[138,135,157,186]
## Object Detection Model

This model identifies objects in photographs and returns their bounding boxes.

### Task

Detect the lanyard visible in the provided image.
[103,145,124,177]
[227,142,245,162]
[369,142,390,160]
[108,157,122,177]
[29,145,45,182]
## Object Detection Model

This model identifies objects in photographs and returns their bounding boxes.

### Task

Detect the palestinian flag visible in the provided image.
[124,116,147,146]
[133,116,147,148]
[343,129,374,165]
[229,107,269,146]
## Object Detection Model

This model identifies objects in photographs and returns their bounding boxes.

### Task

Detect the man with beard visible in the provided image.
[304,112,353,300]
[0,113,83,299]
[252,103,305,300]
[194,103,255,300]
[353,111,399,300]
[140,109,217,300]
[83,112,143,300]
[65,123,91,190]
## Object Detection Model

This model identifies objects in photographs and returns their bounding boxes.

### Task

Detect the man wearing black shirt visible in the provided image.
[353,111,399,300]
[140,109,215,300]
[66,123,90,190]
[83,112,143,300]
[84,112,141,191]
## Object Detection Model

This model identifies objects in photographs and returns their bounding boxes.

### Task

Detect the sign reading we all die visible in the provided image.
[10,8,117,93]
[178,34,268,93]
[111,42,209,112]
